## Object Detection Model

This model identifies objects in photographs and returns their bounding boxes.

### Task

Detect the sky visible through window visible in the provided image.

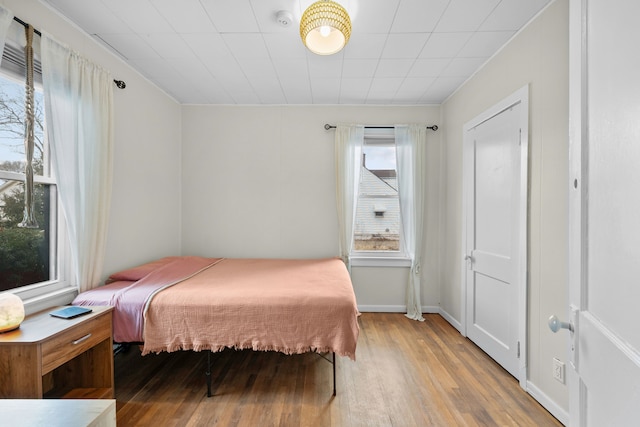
[0,79,39,165]
[363,145,395,170]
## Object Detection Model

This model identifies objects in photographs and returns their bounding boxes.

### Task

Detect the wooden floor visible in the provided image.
[114,313,562,426]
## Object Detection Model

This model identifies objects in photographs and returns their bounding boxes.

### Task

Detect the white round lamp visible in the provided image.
[0,293,25,333]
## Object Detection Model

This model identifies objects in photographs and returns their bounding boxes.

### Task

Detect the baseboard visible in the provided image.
[358,305,406,313]
[357,305,441,314]
[421,305,440,314]
[526,381,569,426]
[438,307,463,333]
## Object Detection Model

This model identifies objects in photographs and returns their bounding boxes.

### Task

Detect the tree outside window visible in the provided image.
[0,76,52,292]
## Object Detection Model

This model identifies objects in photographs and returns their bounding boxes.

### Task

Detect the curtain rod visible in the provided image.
[324,124,438,131]
[12,16,126,89]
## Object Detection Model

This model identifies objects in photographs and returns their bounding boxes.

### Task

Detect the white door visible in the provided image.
[462,87,528,383]
[563,0,640,425]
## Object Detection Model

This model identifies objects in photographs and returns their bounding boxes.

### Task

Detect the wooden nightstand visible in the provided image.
[0,305,114,399]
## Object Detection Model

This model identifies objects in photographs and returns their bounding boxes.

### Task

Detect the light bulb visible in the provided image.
[319,26,331,37]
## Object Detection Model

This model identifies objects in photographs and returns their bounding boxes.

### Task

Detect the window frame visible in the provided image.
[0,34,76,314]
[350,128,411,268]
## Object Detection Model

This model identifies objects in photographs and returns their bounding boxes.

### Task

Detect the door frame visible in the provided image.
[567,0,584,422]
[460,84,529,389]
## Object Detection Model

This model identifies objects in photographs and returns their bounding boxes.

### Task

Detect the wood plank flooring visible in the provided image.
[114,313,562,426]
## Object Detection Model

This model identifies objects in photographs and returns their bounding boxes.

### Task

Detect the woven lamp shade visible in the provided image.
[300,1,351,55]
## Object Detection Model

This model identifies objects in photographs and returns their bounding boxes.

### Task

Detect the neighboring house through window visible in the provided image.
[351,128,409,266]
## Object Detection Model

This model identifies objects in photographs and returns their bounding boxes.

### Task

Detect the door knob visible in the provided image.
[464,254,474,270]
[548,315,574,333]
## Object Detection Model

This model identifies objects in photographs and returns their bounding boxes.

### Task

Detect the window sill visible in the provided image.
[20,286,78,316]
[350,256,412,268]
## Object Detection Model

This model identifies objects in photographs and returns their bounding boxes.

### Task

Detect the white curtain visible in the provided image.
[41,34,114,292]
[396,124,427,321]
[0,6,13,61]
[335,124,364,271]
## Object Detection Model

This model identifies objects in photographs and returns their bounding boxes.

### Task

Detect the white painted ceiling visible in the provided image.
[42,0,552,105]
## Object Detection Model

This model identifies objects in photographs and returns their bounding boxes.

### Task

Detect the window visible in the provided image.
[351,129,409,266]
[0,29,72,310]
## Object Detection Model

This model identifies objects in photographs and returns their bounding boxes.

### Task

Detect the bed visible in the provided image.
[72,256,360,396]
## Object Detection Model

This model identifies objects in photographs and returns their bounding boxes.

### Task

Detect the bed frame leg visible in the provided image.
[206,350,212,397]
[332,352,336,396]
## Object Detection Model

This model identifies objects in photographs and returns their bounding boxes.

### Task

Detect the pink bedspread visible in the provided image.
[75,257,359,360]
[74,256,220,342]
[143,258,359,360]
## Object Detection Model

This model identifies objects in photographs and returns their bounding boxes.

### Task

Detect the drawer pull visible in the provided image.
[72,333,92,345]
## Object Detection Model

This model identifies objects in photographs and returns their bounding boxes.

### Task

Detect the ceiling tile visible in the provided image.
[231,90,262,104]
[141,33,195,59]
[167,57,213,82]
[421,76,467,102]
[205,61,250,87]
[129,59,183,79]
[154,76,202,102]
[101,0,175,34]
[44,0,130,34]
[96,33,161,60]
[200,88,235,105]
[200,0,260,33]
[408,58,451,77]
[342,59,378,78]
[397,77,435,94]
[351,0,400,33]
[307,57,344,79]
[368,77,403,100]
[263,33,308,59]
[419,32,473,58]
[457,31,515,58]
[310,78,341,103]
[434,0,501,32]
[343,33,388,59]
[390,0,449,33]
[381,33,430,59]
[339,78,372,99]
[250,77,286,104]
[237,59,279,81]
[150,0,216,33]
[273,59,310,80]
[222,34,270,59]
[375,59,414,78]
[181,33,234,68]
[280,79,313,104]
[480,0,552,31]
[183,74,233,103]
[441,57,487,77]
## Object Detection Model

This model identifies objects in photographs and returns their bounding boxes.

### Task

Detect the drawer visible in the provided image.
[41,314,111,374]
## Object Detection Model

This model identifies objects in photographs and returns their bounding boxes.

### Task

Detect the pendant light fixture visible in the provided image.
[300,1,351,55]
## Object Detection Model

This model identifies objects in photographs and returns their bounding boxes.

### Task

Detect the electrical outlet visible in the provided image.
[553,357,565,384]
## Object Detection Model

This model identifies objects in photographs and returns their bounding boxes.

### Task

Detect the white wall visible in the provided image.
[181,105,442,310]
[3,0,183,280]
[440,0,569,417]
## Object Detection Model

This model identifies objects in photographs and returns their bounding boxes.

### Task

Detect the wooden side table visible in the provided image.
[0,305,114,399]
